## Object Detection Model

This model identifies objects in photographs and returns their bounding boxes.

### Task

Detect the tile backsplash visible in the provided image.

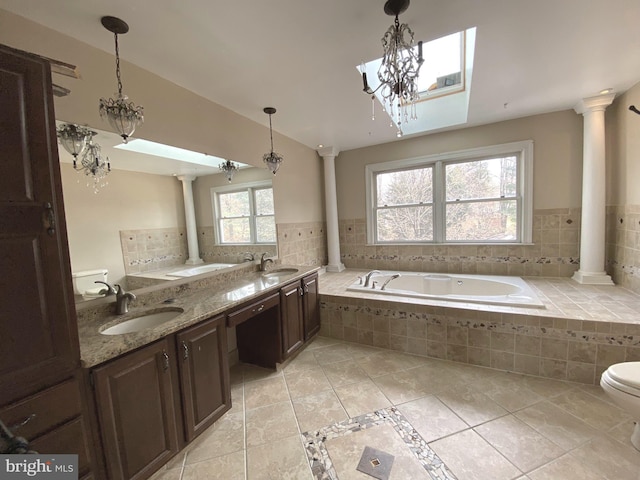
[120,228,188,274]
[196,226,277,264]
[277,221,328,267]
[338,208,581,277]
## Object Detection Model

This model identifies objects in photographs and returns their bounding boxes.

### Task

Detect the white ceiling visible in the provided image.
[3,0,640,152]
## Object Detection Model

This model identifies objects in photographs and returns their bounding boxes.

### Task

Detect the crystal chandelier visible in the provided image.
[262,107,283,174]
[219,159,239,182]
[99,16,144,143]
[56,123,95,168]
[77,140,111,194]
[361,0,424,135]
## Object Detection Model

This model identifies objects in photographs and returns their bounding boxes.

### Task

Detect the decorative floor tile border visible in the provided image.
[302,407,457,480]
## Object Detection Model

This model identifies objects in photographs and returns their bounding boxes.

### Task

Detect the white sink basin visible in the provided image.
[262,268,299,278]
[100,308,184,335]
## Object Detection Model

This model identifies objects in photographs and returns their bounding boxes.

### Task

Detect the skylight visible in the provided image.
[416,31,464,97]
[115,138,250,168]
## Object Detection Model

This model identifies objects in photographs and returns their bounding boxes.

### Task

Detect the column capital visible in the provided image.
[574,93,615,115]
[176,174,196,183]
[317,146,340,158]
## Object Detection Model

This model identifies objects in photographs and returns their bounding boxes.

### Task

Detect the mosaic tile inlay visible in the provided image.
[302,407,457,480]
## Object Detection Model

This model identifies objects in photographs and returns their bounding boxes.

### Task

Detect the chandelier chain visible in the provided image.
[269,114,275,152]
[113,33,123,97]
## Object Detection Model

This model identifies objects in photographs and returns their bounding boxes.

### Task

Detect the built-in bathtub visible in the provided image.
[166,263,236,277]
[347,271,544,308]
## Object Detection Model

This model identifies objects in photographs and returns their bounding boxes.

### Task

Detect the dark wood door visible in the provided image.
[0,44,79,406]
[93,339,179,480]
[303,273,320,340]
[176,315,231,442]
[280,281,304,358]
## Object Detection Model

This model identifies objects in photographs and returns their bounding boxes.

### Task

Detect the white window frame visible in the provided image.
[211,180,275,245]
[365,141,533,245]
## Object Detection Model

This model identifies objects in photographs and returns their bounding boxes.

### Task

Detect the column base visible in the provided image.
[572,270,614,285]
[326,263,345,273]
[185,258,204,265]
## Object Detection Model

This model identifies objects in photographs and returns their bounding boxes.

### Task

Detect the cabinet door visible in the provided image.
[303,273,320,340]
[0,45,79,405]
[93,339,179,480]
[280,282,304,358]
[176,315,231,442]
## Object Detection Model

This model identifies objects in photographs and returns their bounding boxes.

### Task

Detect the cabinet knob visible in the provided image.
[182,341,189,360]
[8,414,36,432]
[43,202,56,236]
[257,304,264,312]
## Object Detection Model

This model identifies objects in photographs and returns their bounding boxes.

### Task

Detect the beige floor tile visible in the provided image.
[184,411,245,464]
[304,336,342,350]
[528,453,608,480]
[292,390,349,433]
[568,434,640,479]
[514,401,598,450]
[333,379,392,417]
[325,423,431,479]
[429,429,521,480]
[322,359,370,387]
[229,364,243,386]
[244,376,289,410]
[246,434,312,480]
[241,363,283,383]
[520,375,574,398]
[231,384,243,408]
[475,415,564,472]
[284,366,332,399]
[437,384,509,426]
[245,401,299,447]
[607,420,640,449]
[313,343,353,365]
[355,351,421,378]
[406,363,471,395]
[471,372,545,411]
[282,349,320,375]
[343,342,384,358]
[397,395,467,443]
[552,388,631,430]
[373,369,432,404]
[182,450,245,480]
[149,464,182,480]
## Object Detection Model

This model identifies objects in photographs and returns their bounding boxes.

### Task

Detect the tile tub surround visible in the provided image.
[319,270,640,385]
[339,208,581,277]
[150,336,640,480]
[120,228,189,275]
[607,204,640,295]
[277,221,328,267]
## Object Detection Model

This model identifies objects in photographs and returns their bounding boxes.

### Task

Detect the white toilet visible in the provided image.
[72,269,109,299]
[600,361,640,451]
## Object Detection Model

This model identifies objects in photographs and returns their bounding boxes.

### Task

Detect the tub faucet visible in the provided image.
[114,284,136,315]
[363,270,380,287]
[260,253,274,272]
[94,281,116,296]
[243,252,255,262]
[381,274,400,291]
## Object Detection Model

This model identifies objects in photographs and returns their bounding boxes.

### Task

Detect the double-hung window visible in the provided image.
[212,181,276,244]
[366,141,533,244]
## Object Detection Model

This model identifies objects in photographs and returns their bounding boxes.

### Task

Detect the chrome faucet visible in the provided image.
[363,270,380,287]
[94,281,117,296]
[260,253,274,272]
[381,274,400,291]
[114,284,136,315]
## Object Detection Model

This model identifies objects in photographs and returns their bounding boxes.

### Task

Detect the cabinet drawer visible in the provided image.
[227,292,280,327]
[30,416,91,478]
[0,378,81,441]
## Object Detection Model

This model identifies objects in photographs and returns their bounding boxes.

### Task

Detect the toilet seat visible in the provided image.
[602,362,640,397]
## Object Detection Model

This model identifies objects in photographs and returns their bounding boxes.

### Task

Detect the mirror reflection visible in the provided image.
[56,123,277,303]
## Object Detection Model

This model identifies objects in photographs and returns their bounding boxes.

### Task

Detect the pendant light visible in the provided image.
[262,107,283,175]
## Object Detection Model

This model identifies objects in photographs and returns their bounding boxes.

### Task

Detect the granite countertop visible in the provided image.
[78,265,319,368]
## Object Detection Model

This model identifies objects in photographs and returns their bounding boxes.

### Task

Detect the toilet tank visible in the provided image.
[72,269,108,297]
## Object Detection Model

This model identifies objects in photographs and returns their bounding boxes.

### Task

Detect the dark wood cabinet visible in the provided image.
[176,315,231,442]
[0,44,94,478]
[0,44,80,405]
[93,338,180,480]
[302,273,320,340]
[280,282,305,358]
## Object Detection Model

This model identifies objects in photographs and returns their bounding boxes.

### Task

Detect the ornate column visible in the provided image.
[176,175,204,265]
[318,146,345,272]
[572,93,615,284]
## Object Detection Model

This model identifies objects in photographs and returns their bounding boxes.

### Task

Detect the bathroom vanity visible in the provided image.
[79,268,319,480]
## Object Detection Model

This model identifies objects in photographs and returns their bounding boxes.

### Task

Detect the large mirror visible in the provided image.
[56,122,277,303]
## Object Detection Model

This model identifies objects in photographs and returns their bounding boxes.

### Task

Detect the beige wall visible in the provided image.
[0,9,325,278]
[336,110,584,219]
[60,164,184,284]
